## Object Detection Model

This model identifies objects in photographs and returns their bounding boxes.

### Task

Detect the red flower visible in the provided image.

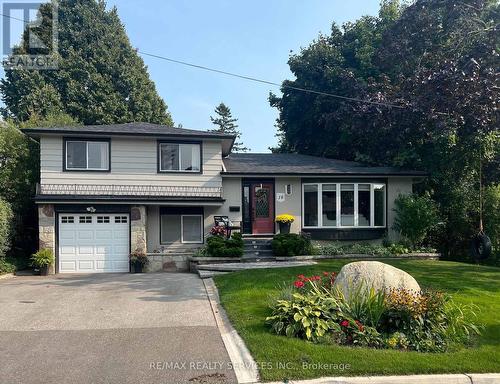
[294,280,305,288]
[340,320,349,327]
[323,271,330,276]
[312,275,321,281]
[297,274,305,280]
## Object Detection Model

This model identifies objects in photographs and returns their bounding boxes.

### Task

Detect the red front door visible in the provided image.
[251,183,274,234]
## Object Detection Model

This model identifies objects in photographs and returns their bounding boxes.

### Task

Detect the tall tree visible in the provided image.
[210,102,249,152]
[271,0,499,259]
[1,0,173,126]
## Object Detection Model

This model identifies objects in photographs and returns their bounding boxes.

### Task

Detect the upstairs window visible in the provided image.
[159,142,201,172]
[65,140,109,171]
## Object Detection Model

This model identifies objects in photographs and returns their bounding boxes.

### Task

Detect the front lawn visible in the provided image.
[214,260,500,381]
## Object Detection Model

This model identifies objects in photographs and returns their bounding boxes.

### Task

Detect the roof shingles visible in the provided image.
[22,122,236,139]
[222,153,426,176]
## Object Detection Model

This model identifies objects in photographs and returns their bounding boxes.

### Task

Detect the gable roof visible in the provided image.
[222,153,427,176]
[22,122,236,156]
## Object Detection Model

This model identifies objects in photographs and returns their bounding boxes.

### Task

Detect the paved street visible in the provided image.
[0,273,236,384]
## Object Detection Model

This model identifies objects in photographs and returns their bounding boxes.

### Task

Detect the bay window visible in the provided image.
[302,182,386,228]
[159,142,201,172]
[65,139,110,171]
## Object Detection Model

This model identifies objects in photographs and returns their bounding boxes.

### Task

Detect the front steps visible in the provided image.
[242,237,274,260]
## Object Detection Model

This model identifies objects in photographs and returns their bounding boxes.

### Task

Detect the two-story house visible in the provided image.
[23,122,426,274]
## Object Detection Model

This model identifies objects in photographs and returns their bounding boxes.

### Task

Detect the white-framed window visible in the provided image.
[302,182,386,228]
[158,142,201,172]
[160,214,203,244]
[79,216,92,224]
[61,216,74,224]
[97,216,110,223]
[65,140,109,171]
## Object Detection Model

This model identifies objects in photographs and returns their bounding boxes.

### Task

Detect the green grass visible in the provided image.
[214,260,500,381]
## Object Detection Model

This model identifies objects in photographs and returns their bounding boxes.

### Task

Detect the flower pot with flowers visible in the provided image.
[129,250,149,273]
[31,249,54,276]
[275,214,295,234]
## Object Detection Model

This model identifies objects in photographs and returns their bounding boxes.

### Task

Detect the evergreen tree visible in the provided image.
[210,102,248,152]
[1,0,173,126]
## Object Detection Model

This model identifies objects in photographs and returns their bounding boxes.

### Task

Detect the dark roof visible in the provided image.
[22,122,236,156]
[222,153,426,176]
[22,122,235,139]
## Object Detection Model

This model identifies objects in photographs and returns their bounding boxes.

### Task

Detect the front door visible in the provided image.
[251,182,274,234]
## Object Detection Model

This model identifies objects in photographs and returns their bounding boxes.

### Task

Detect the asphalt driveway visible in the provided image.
[0,273,236,384]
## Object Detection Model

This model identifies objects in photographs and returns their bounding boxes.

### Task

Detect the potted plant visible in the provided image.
[129,250,149,273]
[275,214,295,234]
[31,249,54,276]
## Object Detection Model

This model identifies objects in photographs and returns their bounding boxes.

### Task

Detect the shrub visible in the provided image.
[380,288,480,352]
[206,232,244,257]
[0,199,13,259]
[272,233,312,256]
[393,194,439,249]
[266,291,341,342]
[0,257,16,274]
[30,249,54,267]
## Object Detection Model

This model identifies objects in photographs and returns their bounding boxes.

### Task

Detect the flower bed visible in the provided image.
[266,272,480,352]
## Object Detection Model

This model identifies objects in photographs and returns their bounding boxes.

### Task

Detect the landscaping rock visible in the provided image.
[333,261,421,299]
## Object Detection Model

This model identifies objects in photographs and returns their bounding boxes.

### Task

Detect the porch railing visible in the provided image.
[36,183,223,198]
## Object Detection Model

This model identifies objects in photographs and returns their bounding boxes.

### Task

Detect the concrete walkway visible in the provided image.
[0,273,236,384]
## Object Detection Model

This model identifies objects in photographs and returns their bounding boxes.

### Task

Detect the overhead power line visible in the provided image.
[138,51,405,109]
[0,12,404,109]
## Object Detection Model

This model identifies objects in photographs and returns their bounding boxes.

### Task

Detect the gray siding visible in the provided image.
[40,136,223,187]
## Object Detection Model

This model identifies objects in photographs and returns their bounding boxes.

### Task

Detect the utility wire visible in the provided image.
[138,51,405,109]
[0,11,405,109]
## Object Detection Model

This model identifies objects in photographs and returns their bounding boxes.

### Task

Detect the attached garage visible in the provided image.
[58,213,130,273]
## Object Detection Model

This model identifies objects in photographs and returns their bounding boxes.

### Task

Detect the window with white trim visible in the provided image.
[159,142,201,172]
[302,183,386,228]
[160,214,203,244]
[65,140,109,171]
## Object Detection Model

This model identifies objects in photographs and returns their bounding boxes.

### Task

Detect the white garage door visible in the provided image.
[58,214,129,273]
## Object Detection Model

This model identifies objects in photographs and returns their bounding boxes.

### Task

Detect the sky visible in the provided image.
[1,0,381,152]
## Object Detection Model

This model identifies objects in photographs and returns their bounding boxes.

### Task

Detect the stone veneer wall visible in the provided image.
[145,254,190,272]
[130,205,147,253]
[38,204,56,274]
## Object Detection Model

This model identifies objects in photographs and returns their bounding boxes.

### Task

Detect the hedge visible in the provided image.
[0,198,13,259]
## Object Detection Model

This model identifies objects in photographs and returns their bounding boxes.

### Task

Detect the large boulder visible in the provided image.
[333,261,420,299]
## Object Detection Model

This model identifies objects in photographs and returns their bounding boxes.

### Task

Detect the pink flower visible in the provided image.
[340,320,349,327]
[297,274,305,280]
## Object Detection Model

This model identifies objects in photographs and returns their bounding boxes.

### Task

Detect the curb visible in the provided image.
[266,373,500,384]
[203,277,259,384]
